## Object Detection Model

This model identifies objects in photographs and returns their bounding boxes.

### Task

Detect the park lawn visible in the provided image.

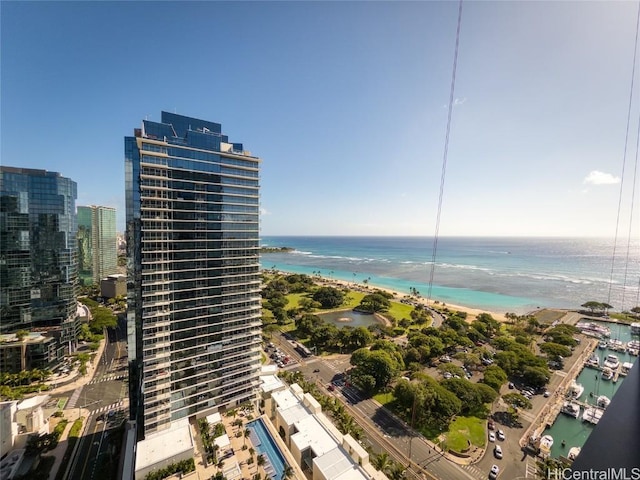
[373,391,396,405]
[444,416,485,453]
[385,301,414,323]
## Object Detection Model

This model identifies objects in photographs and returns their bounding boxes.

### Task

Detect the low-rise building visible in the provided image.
[258,374,387,480]
[100,274,126,298]
[0,333,59,374]
[133,418,194,480]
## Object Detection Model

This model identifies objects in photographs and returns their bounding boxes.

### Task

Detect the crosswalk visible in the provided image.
[460,463,485,479]
[67,388,82,409]
[88,373,127,385]
[526,460,538,478]
[90,400,126,415]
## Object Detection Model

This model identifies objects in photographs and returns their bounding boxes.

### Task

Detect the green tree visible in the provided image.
[482,365,508,392]
[539,342,572,360]
[502,392,533,410]
[358,293,391,313]
[312,287,344,309]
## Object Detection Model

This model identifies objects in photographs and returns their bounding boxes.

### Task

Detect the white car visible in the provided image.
[494,445,503,459]
[497,429,505,441]
[488,432,496,442]
[489,464,500,479]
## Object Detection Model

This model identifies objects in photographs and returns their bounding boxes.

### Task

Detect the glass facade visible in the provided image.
[77,205,118,285]
[125,112,262,438]
[0,167,79,348]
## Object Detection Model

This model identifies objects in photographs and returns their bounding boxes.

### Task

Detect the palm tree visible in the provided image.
[257,454,265,467]
[372,452,391,472]
[281,464,294,479]
[386,462,407,480]
[244,428,251,446]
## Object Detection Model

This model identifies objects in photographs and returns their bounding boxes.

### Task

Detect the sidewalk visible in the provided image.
[46,408,89,480]
[47,338,107,397]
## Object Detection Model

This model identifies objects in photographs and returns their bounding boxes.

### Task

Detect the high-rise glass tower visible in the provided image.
[125,112,262,438]
[0,167,79,347]
[77,205,118,285]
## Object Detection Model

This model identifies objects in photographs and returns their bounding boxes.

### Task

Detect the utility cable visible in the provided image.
[607,1,640,306]
[428,0,463,301]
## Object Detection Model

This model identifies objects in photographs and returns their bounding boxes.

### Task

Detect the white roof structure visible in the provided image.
[272,389,300,410]
[314,447,368,480]
[260,374,285,393]
[280,403,309,426]
[135,421,193,473]
[291,415,337,457]
[17,395,49,411]
[206,412,222,425]
[214,434,231,449]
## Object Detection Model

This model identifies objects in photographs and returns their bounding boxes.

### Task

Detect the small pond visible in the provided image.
[317,310,383,328]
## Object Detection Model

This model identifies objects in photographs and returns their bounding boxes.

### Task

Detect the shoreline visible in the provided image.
[298,272,510,323]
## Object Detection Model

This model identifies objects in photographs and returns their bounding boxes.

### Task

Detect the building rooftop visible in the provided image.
[291,415,337,458]
[135,421,193,472]
[272,389,301,411]
[17,395,49,411]
[260,374,285,394]
[314,447,368,480]
[280,403,310,426]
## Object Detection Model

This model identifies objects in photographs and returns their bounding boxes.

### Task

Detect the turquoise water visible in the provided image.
[247,418,286,479]
[261,236,640,314]
[546,321,638,459]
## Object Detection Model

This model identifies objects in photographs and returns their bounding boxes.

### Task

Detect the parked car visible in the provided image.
[494,445,503,459]
[543,390,551,398]
[488,419,495,430]
[497,429,505,441]
[489,464,500,479]
[488,432,496,442]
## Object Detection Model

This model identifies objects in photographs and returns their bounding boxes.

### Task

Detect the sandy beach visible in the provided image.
[313,275,508,323]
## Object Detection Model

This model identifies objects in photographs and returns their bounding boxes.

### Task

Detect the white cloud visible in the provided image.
[453,97,467,106]
[583,170,620,185]
[260,207,270,216]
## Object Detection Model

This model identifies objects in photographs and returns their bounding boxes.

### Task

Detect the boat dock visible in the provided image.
[520,337,599,448]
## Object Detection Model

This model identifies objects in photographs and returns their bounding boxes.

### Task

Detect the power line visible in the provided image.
[428,0,463,301]
[607,1,640,307]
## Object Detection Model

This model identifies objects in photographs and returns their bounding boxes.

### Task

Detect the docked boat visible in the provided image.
[627,340,640,356]
[596,395,611,409]
[631,322,640,335]
[567,380,585,399]
[598,340,608,349]
[603,354,620,370]
[608,339,626,352]
[561,401,581,418]
[621,362,634,375]
[582,406,604,424]
[576,321,611,338]
[568,446,581,461]
[585,354,600,368]
[540,434,554,448]
[601,367,614,380]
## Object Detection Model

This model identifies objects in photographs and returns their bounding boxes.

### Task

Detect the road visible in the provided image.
[61,315,129,480]
[273,333,486,480]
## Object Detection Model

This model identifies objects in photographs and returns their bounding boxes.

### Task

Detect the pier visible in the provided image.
[520,337,598,448]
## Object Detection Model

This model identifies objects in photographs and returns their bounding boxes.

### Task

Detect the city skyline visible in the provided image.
[2,1,639,237]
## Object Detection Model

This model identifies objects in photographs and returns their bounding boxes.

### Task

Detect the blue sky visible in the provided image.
[2,1,639,237]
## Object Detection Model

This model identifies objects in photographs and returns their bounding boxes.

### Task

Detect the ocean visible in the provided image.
[260,236,640,315]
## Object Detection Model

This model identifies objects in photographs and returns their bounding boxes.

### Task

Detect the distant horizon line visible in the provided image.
[260,234,630,239]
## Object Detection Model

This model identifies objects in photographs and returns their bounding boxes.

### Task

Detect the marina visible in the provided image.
[546,320,637,460]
